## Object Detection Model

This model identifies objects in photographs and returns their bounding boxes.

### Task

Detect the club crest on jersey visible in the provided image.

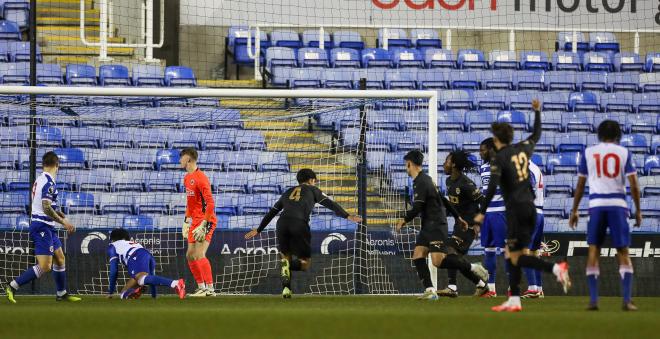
[49,246,54,253]
[40,232,45,237]
[190,179,195,185]
[48,186,55,194]
[455,187,460,194]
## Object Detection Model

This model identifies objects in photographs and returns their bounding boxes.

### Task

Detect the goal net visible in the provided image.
[0,86,438,295]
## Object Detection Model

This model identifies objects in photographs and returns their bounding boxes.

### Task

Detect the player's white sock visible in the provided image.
[476,280,486,288]
[206,284,214,290]
[425,287,436,293]
[529,285,538,291]
[488,283,496,292]
[448,284,457,291]
[508,296,521,307]
[170,281,178,288]
[9,280,19,290]
[56,290,67,297]
[537,286,543,293]
[197,282,206,289]
[552,263,561,277]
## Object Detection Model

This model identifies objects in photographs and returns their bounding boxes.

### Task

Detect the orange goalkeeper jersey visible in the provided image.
[184,168,217,225]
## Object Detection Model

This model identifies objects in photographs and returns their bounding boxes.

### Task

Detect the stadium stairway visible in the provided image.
[235,99,402,227]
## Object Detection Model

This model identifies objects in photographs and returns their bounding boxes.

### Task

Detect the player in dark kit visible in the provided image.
[437,149,490,298]
[245,169,362,298]
[475,99,571,312]
[396,150,489,301]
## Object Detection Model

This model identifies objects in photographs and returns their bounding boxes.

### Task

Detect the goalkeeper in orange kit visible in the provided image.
[179,148,217,297]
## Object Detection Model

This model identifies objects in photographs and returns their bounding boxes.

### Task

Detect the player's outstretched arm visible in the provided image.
[569,176,587,230]
[628,174,642,227]
[246,200,283,239]
[526,99,542,145]
[42,200,74,233]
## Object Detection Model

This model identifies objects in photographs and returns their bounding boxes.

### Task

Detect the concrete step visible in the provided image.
[39,35,125,48]
[42,55,162,69]
[38,17,100,26]
[37,7,100,19]
[42,45,134,56]
[37,0,94,10]
[197,80,260,88]
[39,25,100,38]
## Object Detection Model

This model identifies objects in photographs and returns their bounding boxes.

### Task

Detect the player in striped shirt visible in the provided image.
[570,120,642,311]
[4,152,81,303]
[179,148,217,297]
[522,160,545,299]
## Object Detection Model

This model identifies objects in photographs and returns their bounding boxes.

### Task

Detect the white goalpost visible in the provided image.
[0,86,440,295]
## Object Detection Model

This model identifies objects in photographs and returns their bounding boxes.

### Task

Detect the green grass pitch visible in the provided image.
[1,296,658,339]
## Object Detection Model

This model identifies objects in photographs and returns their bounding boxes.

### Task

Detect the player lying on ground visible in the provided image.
[107,228,186,299]
[4,152,81,304]
[437,149,490,298]
[522,160,546,299]
[395,150,489,301]
[569,120,642,311]
[179,148,217,297]
[475,99,570,312]
[478,137,507,298]
[245,169,362,298]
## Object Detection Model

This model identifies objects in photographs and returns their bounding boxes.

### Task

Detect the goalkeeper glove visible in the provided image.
[192,220,212,242]
[182,218,191,240]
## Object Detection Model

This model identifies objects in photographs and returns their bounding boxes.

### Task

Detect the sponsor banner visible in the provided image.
[181,0,659,30]
[538,233,660,257]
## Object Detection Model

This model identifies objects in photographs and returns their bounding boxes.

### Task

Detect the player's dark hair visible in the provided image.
[296,168,317,184]
[403,149,424,167]
[597,120,622,142]
[490,122,514,145]
[449,149,476,172]
[42,151,59,168]
[110,228,131,242]
[480,137,494,150]
[179,147,198,161]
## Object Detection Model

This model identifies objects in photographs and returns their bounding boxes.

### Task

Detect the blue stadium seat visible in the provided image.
[266,47,297,71]
[289,67,323,89]
[35,126,63,147]
[384,68,418,89]
[123,215,154,230]
[608,72,639,93]
[545,174,575,197]
[457,49,487,69]
[65,64,97,86]
[8,41,41,62]
[539,111,562,131]
[578,71,608,92]
[269,66,293,87]
[302,30,332,49]
[332,31,364,50]
[481,69,513,90]
[258,152,289,172]
[210,172,247,194]
[0,214,29,230]
[627,114,658,134]
[514,70,545,91]
[655,133,660,155]
[474,90,508,110]
[547,152,581,174]
[417,68,450,89]
[1,1,28,29]
[213,194,239,216]
[536,131,557,153]
[234,130,266,151]
[589,32,619,54]
[620,134,649,154]
[271,30,302,48]
[640,196,660,218]
[60,192,95,214]
[593,112,627,133]
[633,92,660,113]
[556,133,587,152]
[411,29,441,49]
[552,51,581,71]
[53,148,85,169]
[361,48,392,68]
[543,71,577,92]
[450,69,480,90]
[353,68,385,89]
[557,31,589,52]
[98,64,130,86]
[544,196,568,217]
[0,41,8,61]
[644,52,660,72]
[614,52,644,72]
[583,52,613,72]
[155,149,180,170]
[227,26,269,66]
[465,110,496,131]
[132,64,164,87]
[322,68,354,89]
[519,51,550,70]
[297,47,329,67]
[76,168,111,191]
[541,91,571,111]
[488,50,518,69]
[378,28,411,48]
[221,151,258,172]
[599,92,632,112]
[509,91,540,111]
[111,170,146,192]
[568,91,600,111]
[0,147,21,170]
[391,48,424,68]
[329,48,360,68]
[164,66,196,87]
[423,48,456,68]
[437,110,465,131]
[640,73,660,93]
[439,89,473,110]
[0,20,20,40]
[645,156,660,175]
[144,171,180,193]
[0,192,28,214]
[248,172,290,194]
[562,112,594,132]
[497,110,527,130]
[36,63,63,85]
[0,61,28,84]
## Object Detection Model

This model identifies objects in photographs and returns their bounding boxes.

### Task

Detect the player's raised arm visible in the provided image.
[525,99,542,145]
[245,199,284,239]
[107,245,119,296]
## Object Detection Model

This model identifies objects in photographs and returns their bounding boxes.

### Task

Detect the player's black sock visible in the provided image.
[517,255,554,273]
[413,258,433,289]
[507,259,522,296]
[447,269,458,288]
[290,258,302,271]
[441,255,480,284]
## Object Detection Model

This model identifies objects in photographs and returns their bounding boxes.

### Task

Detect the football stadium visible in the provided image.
[0,1,659,338]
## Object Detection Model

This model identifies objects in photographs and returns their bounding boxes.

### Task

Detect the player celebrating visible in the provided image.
[244,169,362,298]
[107,228,186,299]
[395,150,489,301]
[569,120,642,311]
[4,152,81,303]
[522,160,545,299]
[478,137,506,297]
[437,149,490,298]
[475,99,570,312]
[179,148,217,297]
